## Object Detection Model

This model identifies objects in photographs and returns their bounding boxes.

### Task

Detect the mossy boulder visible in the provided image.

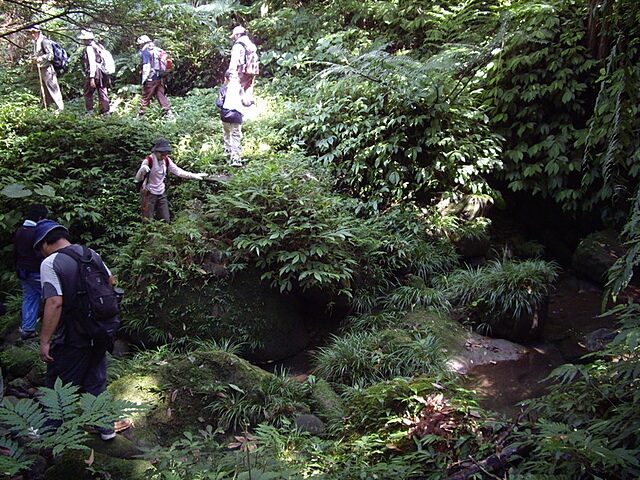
[109,349,341,446]
[44,447,153,480]
[308,378,345,423]
[0,345,44,379]
[572,230,626,286]
[224,269,311,362]
[109,350,271,445]
[122,267,311,363]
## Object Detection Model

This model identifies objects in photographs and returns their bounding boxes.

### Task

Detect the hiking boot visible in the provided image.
[230,159,244,167]
[99,428,116,441]
[163,110,176,120]
[100,431,116,441]
[20,331,37,340]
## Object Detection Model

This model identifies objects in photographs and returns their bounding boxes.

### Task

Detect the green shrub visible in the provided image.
[442,253,559,339]
[311,329,447,388]
[0,346,43,379]
[339,376,493,475]
[483,0,640,223]
[116,218,227,344]
[207,370,313,431]
[512,302,640,478]
[292,44,504,212]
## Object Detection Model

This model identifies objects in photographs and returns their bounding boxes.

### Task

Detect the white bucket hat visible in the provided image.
[229,26,246,38]
[78,30,95,40]
[136,34,152,45]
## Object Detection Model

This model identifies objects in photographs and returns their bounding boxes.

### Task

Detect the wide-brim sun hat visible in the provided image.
[78,30,95,40]
[27,25,41,32]
[136,34,152,45]
[33,219,68,249]
[153,137,172,152]
[229,26,246,38]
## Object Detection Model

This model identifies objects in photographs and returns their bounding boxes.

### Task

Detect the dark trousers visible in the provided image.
[84,75,110,114]
[44,343,108,396]
[142,192,171,223]
[138,79,171,114]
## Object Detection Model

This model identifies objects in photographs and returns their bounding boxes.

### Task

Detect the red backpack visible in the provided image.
[151,47,173,76]
[136,155,170,192]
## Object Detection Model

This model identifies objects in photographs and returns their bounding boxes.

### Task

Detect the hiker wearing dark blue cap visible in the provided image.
[34,219,120,441]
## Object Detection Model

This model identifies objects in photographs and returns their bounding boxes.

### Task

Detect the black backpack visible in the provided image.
[49,39,69,75]
[58,246,120,349]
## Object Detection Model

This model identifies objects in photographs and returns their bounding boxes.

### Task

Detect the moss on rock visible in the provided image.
[109,350,274,446]
[0,345,44,379]
[44,447,153,480]
[309,378,345,422]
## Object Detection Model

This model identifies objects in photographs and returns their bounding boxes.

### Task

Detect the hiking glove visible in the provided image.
[139,165,151,175]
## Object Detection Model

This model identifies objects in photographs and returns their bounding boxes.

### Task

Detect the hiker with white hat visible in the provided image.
[227,25,258,106]
[135,35,174,119]
[27,25,64,110]
[78,30,111,116]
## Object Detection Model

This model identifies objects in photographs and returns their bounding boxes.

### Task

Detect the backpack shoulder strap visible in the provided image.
[145,155,154,168]
[235,37,255,53]
[57,245,92,264]
[58,245,109,276]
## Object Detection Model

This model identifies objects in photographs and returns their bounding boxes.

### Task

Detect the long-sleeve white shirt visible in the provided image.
[135,153,201,195]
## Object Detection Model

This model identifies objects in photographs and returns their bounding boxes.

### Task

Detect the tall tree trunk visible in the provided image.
[587,0,613,59]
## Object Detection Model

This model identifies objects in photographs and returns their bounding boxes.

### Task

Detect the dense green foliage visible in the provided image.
[483,0,640,225]
[0,379,146,476]
[443,253,559,339]
[1,0,640,478]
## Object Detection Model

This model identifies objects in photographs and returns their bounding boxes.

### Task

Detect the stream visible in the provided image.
[463,272,619,418]
[268,272,623,419]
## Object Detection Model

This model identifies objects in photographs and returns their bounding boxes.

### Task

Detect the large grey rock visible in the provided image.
[572,230,626,286]
[584,328,617,352]
[294,413,326,435]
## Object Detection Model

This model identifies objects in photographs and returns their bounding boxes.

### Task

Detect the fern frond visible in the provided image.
[41,427,91,456]
[0,398,48,436]
[78,391,149,427]
[0,435,31,464]
[37,377,81,423]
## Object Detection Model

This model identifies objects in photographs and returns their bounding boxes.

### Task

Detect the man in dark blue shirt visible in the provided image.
[13,204,48,340]
[135,35,173,119]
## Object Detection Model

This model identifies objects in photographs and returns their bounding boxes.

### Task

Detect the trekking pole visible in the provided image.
[36,63,47,109]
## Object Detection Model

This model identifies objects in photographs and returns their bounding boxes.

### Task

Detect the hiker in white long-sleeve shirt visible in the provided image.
[134,138,207,223]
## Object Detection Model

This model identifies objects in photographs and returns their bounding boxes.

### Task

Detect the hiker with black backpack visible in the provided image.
[28,25,64,111]
[34,219,121,441]
[135,34,174,120]
[228,26,259,106]
[79,30,111,117]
